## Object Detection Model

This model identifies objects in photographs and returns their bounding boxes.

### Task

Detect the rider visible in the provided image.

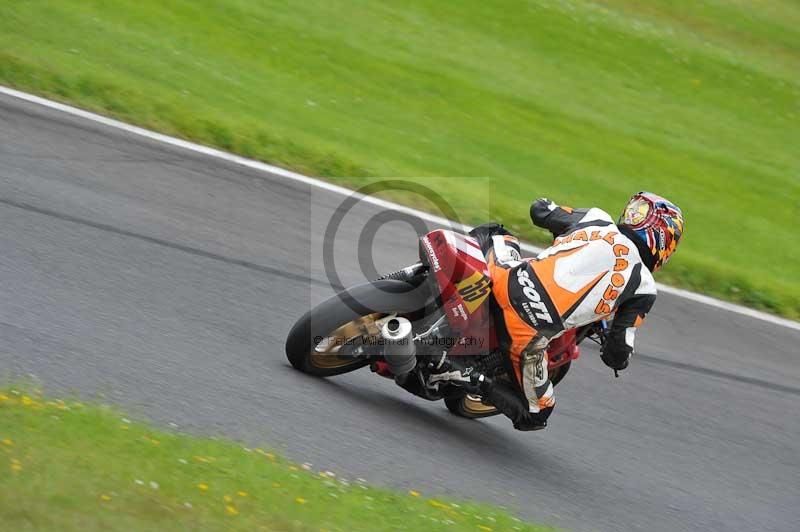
[451,192,684,431]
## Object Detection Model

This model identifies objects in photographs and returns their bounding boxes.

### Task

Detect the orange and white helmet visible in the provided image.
[619,192,684,271]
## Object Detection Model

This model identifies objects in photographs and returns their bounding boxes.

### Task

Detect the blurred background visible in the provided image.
[1,2,799,531]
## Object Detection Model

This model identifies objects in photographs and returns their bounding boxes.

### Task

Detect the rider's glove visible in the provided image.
[468,222,511,250]
[600,345,630,371]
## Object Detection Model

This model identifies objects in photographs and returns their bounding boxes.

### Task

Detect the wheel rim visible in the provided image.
[462,394,498,414]
[461,363,567,414]
[310,313,386,369]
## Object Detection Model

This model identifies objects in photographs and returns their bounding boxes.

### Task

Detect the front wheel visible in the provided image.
[285,280,430,377]
[444,362,571,419]
[444,393,500,419]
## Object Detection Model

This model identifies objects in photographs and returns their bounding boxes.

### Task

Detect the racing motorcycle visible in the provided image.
[286,228,607,418]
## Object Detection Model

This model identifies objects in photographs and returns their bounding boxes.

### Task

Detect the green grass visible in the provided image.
[0,0,798,317]
[0,388,550,531]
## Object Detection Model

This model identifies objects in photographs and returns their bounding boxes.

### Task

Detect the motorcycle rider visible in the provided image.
[443,192,684,431]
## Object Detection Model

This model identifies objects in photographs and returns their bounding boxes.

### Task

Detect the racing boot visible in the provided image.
[476,376,550,431]
[422,354,550,430]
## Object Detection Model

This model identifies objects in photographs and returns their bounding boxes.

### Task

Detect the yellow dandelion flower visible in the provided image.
[225,505,239,516]
[224,495,233,503]
[193,456,208,463]
[295,497,307,504]
[0,393,8,402]
[478,526,493,532]
[271,483,281,488]
[21,396,33,406]
[1,438,12,446]
[119,425,129,430]
[197,483,209,491]
[11,462,22,472]
[409,490,420,497]
[237,491,248,497]
[100,495,112,502]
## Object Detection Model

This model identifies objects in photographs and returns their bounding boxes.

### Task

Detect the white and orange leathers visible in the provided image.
[476,199,657,419]
[531,204,657,330]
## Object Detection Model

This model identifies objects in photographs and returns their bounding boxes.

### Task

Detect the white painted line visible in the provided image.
[2,84,798,331]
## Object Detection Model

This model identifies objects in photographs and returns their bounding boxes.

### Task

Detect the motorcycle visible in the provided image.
[286,228,607,419]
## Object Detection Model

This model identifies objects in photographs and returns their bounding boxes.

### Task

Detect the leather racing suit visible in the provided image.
[467,198,657,430]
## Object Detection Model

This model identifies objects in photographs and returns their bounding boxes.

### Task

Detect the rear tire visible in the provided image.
[285,280,430,377]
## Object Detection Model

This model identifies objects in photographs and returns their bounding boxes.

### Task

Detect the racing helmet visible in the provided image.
[619,191,684,271]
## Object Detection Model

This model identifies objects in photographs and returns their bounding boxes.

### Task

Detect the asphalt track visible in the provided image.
[1,93,798,531]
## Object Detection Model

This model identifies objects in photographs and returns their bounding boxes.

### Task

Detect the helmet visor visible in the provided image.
[620,197,652,228]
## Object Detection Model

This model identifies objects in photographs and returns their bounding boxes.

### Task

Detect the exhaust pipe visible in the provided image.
[380,317,416,379]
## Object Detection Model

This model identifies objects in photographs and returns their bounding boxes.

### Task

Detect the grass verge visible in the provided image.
[0,1,798,318]
[0,388,551,531]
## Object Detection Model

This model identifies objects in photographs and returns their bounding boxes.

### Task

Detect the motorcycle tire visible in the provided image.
[285,280,430,377]
[444,361,571,419]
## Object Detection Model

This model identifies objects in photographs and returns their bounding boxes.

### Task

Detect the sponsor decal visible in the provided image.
[595,241,630,315]
[455,271,491,314]
[422,236,441,272]
[520,301,540,328]
[553,229,617,247]
[454,303,469,322]
[516,269,554,324]
[449,301,469,322]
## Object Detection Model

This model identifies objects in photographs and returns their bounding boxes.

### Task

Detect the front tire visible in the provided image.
[444,393,500,419]
[444,362,571,419]
[285,280,430,377]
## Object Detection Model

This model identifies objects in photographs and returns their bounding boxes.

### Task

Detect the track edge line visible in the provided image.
[2,84,797,331]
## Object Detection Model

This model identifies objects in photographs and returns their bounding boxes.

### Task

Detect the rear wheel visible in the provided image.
[444,362,571,419]
[285,280,430,377]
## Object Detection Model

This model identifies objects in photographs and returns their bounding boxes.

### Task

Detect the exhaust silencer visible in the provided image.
[380,317,416,378]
